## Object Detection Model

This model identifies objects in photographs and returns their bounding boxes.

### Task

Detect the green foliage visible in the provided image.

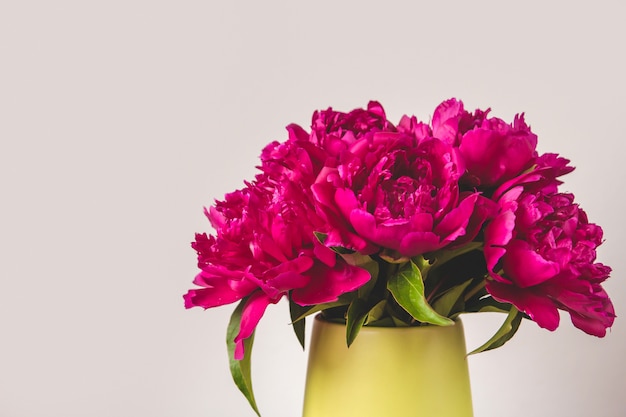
[387,260,454,326]
[313,231,327,245]
[469,306,523,355]
[227,300,260,417]
[431,279,474,317]
[289,298,307,350]
[364,300,387,325]
[345,298,370,346]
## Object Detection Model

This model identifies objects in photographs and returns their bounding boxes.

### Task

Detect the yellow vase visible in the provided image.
[302,315,473,417]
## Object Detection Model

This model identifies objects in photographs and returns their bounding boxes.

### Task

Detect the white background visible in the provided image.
[1,1,625,416]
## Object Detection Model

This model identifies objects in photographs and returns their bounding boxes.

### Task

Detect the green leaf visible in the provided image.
[431,279,473,317]
[313,231,327,245]
[330,246,354,254]
[345,298,370,347]
[391,315,410,326]
[289,296,352,323]
[387,261,454,326]
[364,300,387,325]
[409,255,436,281]
[468,306,523,355]
[226,300,261,417]
[288,299,306,350]
[357,271,379,299]
[365,316,395,327]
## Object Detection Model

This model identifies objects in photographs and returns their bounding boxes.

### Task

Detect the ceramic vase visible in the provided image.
[301,315,473,417]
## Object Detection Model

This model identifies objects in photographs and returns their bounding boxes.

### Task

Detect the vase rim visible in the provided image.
[313,313,463,330]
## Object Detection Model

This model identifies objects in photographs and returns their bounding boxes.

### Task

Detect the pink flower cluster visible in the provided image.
[185,99,614,358]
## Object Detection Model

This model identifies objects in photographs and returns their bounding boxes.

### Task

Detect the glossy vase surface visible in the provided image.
[302,315,473,417]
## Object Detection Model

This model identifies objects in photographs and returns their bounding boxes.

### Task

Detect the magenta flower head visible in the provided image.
[428,98,539,187]
[313,130,479,257]
[485,188,615,336]
[184,141,370,359]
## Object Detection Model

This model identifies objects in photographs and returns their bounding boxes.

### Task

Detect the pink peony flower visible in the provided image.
[426,98,539,188]
[184,142,370,359]
[310,101,394,150]
[459,114,538,187]
[313,127,481,257]
[484,189,615,336]
[429,98,489,147]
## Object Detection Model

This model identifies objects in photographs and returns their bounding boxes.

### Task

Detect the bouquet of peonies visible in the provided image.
[184,99,614,414]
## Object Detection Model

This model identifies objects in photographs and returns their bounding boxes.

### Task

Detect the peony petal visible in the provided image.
[569,295,615,337]
[286,123,310,142]
[263,271,311,299]
[486,281,560,331]
[571,314,610,337]
[452,195,498,248]
[434,193,478,243]
[334,188,361,220]
[503,240,560,288]
[460,124,537,187]
[313,240,337,267]
[350,209,411,250]
[312,172,339,206]
[398,231,441,257]
[183,284,247,309]
[484,210,517,272]
[559,286,615,337]
[409,212,434,232]
[323,228,376,254]
[292,261,371,305]
[234,292,274,359]
[431,98,464,145]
